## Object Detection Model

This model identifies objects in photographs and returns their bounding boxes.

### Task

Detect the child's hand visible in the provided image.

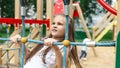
[10,34,21,44]
[44,38,58,47]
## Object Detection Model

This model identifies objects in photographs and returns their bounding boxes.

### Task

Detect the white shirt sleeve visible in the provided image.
[81,38,91,51]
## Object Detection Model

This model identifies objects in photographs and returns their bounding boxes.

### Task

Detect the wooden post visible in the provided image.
[37,0,43,19]
[15,0,20,19]
[46,0,54,23]
[69,0,73,18]
[113,19,117,41]
[14,0,20,30]
[36,0,44,39]
[14,0,20,66]
[46,0,54,36]
[75,4,91,39]
[113,1,117,41]
[116,1,120,35]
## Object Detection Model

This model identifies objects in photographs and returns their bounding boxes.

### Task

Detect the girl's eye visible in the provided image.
[52,22,55,25]
[58,22,62,25]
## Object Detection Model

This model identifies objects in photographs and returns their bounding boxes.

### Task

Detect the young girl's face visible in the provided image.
[51,15,66,38]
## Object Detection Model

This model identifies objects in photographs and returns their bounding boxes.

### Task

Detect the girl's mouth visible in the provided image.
[52,29,57,32]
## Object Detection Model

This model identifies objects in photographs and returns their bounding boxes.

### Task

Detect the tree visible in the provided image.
[0,0,37,18]
[25,0,36,18]
[0,0,14,18]
[0,0,112,22]
[73,0,112,25]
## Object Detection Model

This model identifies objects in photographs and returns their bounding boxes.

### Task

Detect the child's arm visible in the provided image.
[10,35,30,59]
[52,45,63,68]
[44,38,63,68]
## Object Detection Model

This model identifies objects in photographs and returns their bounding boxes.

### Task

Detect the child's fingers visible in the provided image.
[44,38,57,46]
[44,39,52,46]
[10,35,21,43]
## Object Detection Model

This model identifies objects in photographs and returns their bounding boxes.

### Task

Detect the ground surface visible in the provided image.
[71,46,115,68]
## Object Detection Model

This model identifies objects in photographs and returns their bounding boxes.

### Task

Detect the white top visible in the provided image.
[24,45,64,68]
[81,38,91,51]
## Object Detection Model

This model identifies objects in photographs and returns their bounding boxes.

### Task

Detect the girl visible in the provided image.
[10,14,82,68]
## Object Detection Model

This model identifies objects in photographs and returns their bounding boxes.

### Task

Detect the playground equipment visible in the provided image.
[97,0,120,68]
[97,0,117,15]
[0,18,50,28]
[0,0,53,68]
[71,2,98,57]
[0,0,119,68]
[92,12,116,41]
[0,18,50,67]
[72,2,91,39]
[0,0,49,67]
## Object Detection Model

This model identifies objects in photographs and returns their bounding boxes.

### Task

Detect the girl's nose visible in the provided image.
[53,24,57,28]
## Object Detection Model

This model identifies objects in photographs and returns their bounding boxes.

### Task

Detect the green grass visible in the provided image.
[75,30,113,42]
[99,30,113,41]
[0,27,30,44]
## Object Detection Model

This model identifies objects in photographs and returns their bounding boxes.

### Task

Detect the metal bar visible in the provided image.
[63,0,69,67]
[0,38,115,46]
[0,48,20,51]
[6,27,10,66]
[20,0,26,68]
[21,11,25,68]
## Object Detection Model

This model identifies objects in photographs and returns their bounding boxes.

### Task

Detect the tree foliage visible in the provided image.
[0,0,37,18]
[73,0,112,25]
[0,0,14,18]
[0,0,112,23]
